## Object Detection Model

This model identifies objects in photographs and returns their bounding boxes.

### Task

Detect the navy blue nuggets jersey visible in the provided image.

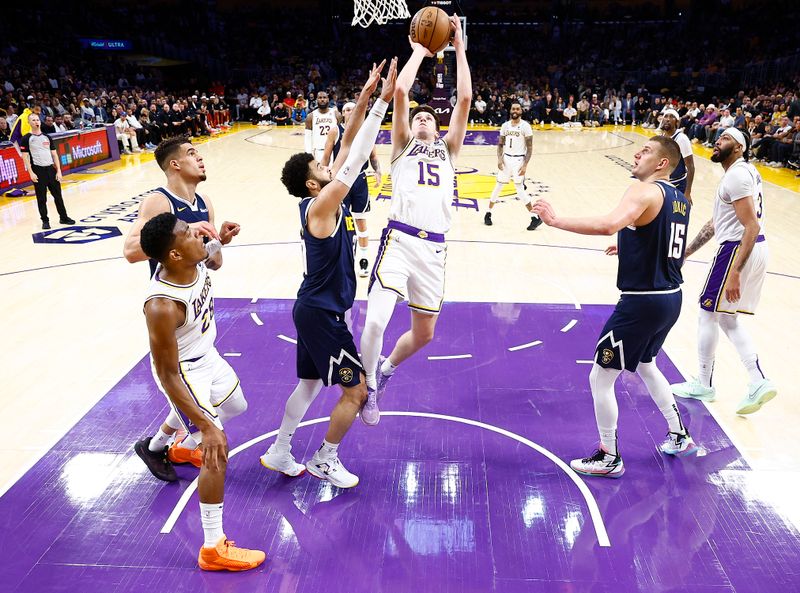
[296,197,357,313]
[148,187,210,277]
[617,180,690,292]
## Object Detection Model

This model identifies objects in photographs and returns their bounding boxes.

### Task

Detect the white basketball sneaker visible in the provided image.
[735,379,778,415]
[671,379,716,402]
[570,448,625,479]
[260,444,306,477]
[659,431,700,457]
[306,452,359,489]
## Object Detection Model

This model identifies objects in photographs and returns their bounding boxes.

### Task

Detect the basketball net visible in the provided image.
[352,0,410,27]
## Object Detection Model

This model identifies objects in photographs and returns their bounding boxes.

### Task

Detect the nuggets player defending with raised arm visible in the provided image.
[534,136,699,478]
[305,91,338,165]
[671,128,777,414]
[260,60,397,489]
[359,15,471,425]
[484,102,542,230]
[322,101,382,278]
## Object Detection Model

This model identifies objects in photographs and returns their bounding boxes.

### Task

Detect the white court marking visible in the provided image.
[159,411,611,547]
[508,340,543,352]
[561,319,578,333]
[250,297,258,304]
[277,334,297,345]
[427,354,473,361]
[223,352,242,357]
[250,312,264,326]
[576,360,594,365]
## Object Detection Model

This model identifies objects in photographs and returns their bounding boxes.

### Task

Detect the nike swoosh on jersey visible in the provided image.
[177,207,187,212]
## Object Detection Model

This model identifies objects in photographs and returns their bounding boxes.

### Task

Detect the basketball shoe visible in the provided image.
[260,444,306,476]
[306,452,359,488]
[484,212,493,226]
[735,379,778,415]
[659,431,700,456]
[168,437,203,467]
[134,437,178,482]
[198,537,265,571]
[671,379,716,402]
[527,216,543,231]
[570,448,625,478]
[360,386,380,426]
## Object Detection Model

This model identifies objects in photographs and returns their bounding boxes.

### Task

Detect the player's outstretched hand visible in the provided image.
[380,57,398,102]
[531,199,556,226]
[408,36,434,59]
[451,14,464,50]
[190,220,220,241]
[200,424,228,472]
[361,59,387,98]
[219,221,241,245]
[605,244,618,256]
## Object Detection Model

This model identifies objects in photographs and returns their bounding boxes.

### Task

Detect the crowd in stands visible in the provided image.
[2,1,799,173]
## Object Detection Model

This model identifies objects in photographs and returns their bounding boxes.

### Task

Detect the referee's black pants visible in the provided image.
[31,164,69,222]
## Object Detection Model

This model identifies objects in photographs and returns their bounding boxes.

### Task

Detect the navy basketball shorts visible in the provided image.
[343,173,370,218]
[293,301,363,387]
[594,290,682,372]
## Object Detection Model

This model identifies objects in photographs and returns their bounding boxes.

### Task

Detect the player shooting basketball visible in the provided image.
[359,14,471,424]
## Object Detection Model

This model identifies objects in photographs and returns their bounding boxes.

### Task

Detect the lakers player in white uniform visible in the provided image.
[484,102,542,230]
[671,128,777,414]
[358,14,471,425]
[305,91,338,165]
[138,212,263,571]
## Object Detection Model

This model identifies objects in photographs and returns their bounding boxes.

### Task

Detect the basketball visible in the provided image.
[409,6,452,54]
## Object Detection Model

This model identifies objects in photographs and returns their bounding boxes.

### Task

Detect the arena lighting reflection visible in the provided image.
[710,470,800,532]
[441,463,460,503]
[61,452,132,504]
[522,494,545,527]
[563,511,584,549]
[404,462,420,504]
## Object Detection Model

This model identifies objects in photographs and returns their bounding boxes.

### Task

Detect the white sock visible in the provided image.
[589,364,622,456]
[318,439,339,459]
[200,502,225,547]
[599,429,618,457]
[275,379,323,452]
[380,358,397,377]
[148,428,172,452]
[697,310,719,387]
[358,245,369,259]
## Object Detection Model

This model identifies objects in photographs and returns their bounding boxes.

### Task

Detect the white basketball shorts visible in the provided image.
[369,226,447,314]
[151,347,240,431]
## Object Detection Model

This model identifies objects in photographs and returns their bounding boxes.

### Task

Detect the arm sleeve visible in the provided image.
[335,99,388,188]
[304,129,313,153]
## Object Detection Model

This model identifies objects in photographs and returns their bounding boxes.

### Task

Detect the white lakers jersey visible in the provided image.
[714,158,766,243]
[145,263,216,361]
[500,120,533,156]
[389,138,455,234]
[312,108,337,152]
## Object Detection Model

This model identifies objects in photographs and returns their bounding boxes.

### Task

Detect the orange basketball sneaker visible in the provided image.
[198,537,266,571]
[168,438,203,467]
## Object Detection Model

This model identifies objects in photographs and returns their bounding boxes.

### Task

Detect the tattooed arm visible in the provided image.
[685,219,715,258]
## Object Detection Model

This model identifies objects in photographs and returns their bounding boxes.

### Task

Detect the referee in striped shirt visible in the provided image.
[19,113,75,230]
